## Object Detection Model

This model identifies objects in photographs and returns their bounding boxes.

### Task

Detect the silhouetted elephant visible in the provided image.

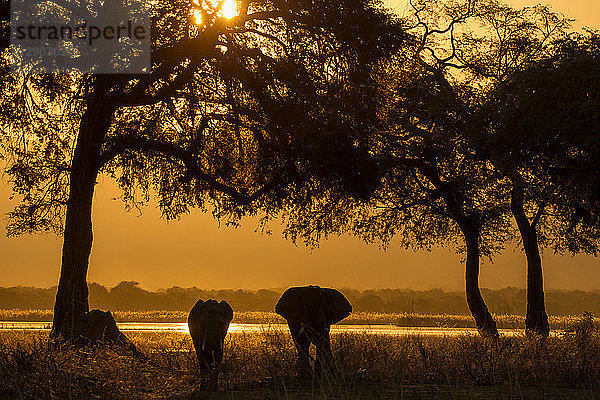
[188,299,234,372]
[275,286,352,376]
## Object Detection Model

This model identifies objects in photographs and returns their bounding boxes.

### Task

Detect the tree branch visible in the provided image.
[98,135,282,205]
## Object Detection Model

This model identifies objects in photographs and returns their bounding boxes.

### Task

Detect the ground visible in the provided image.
[1,316,599,399]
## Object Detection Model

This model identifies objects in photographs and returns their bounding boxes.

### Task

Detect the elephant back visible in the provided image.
[188,299,234,335]
[275,286,352,326]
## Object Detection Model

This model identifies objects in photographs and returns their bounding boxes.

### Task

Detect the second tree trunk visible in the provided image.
[510,177,549,337]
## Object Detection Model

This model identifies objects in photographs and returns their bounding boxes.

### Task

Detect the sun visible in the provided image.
[193,9,203,25]
[193,0,239,25]
[221,0,238,19]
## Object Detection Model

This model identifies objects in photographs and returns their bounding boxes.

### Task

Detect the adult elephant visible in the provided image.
[188,299,234,372]
[275,285,352,376]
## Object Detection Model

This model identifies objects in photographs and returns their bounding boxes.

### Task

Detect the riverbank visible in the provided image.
[0,315,599,399]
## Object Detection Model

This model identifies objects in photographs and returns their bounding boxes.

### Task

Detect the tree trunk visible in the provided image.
[463,222,498,337]
[421,166,498,338]
[510,177,549,338]
[51,92,114,340]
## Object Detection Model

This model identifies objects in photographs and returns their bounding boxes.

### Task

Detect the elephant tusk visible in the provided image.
[201,337,206,352]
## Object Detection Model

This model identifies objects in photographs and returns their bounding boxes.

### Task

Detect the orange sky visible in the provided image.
[392,0,599,27]
[1,0,599,292]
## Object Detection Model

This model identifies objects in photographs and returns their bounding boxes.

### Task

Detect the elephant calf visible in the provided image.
[275,285,352,376]
[188,299,234,371]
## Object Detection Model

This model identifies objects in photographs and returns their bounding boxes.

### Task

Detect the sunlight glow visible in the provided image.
[193,9,203,25]
[221,0,238,19]
[193,0,239,25]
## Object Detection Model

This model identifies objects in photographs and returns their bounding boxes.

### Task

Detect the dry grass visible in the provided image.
[0,315,599,399]
[1,309,596,330]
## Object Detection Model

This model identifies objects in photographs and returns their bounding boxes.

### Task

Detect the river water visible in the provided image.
[0,321,545,337]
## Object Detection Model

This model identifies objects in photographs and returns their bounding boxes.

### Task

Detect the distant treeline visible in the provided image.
[1,282,600,316]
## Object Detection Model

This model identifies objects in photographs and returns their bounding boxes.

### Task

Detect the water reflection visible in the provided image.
[0,321,554,337]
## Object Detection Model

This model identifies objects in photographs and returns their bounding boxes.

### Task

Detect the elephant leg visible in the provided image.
[314,328,335,377]
[197,351,212,372]
[289,322,311,377]
[205,367,219,391]
[192,338,208,371]
[196,351,219,390]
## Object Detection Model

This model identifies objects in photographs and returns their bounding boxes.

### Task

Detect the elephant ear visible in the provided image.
[321,288,352,324]
[275,288,302,321]
[219,301,234,324]
[188,299,205,323]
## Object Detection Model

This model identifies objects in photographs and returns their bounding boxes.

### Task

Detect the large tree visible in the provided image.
[284,8,511,336]
[0,0,403,339]
[479,30,600,329]
[283,0,576,337]
[374,0,573,337]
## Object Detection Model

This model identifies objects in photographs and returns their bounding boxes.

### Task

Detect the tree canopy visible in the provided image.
[0,0,405,339]
[280,0,600,337]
